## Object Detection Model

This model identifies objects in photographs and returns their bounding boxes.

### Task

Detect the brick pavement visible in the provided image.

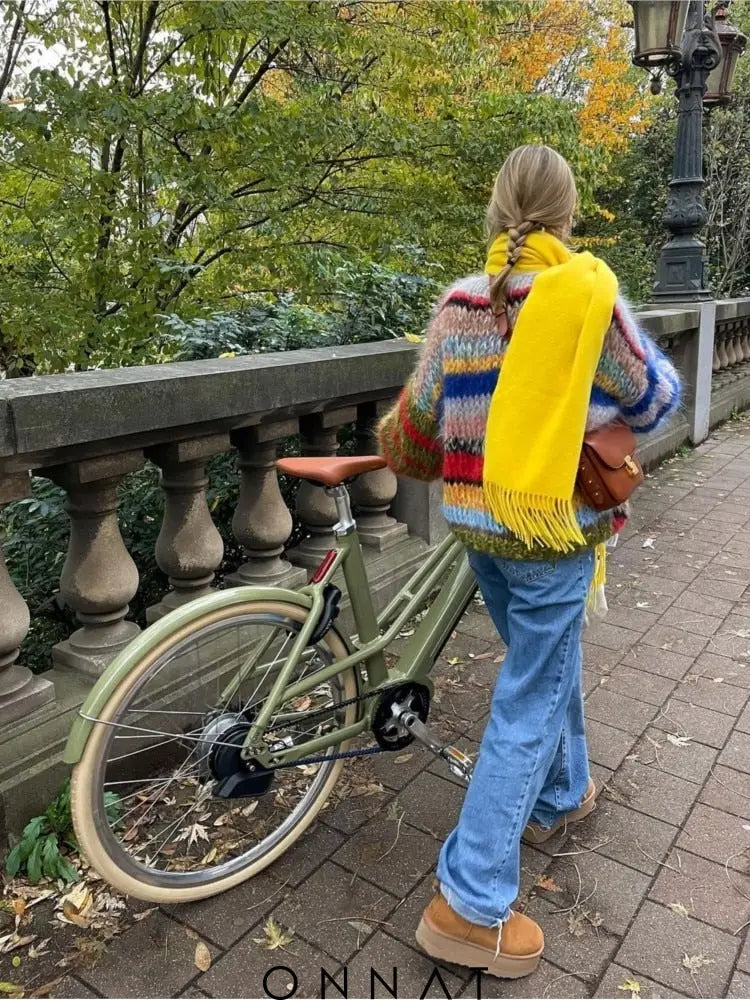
[56,418,750,999]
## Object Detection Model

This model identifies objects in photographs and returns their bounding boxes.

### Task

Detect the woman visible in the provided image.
[378,145,680,979]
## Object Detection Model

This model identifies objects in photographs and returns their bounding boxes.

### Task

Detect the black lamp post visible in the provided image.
[629,1,746,302]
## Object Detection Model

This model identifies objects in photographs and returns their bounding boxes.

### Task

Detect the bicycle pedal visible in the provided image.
[440,745,474,785]
[398,711,473,785]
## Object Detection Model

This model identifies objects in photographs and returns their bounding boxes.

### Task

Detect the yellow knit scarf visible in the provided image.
[484,231,618,567]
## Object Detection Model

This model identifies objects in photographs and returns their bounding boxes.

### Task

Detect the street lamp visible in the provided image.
[629,1,746,302]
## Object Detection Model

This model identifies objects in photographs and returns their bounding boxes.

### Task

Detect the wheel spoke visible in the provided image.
[78,610,355,895]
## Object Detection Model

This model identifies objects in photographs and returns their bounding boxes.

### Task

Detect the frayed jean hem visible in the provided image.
[439,880,511,928]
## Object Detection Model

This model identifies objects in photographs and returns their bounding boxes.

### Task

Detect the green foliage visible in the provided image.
[5,779,118,884]
[163,257,440,358]
[0,0,623,374]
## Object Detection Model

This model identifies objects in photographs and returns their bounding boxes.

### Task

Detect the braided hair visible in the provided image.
[489,220,540,315]
[486,145,578,314]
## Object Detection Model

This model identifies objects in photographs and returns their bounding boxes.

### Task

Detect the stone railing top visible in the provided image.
[0,301,717,470]
[0,341,420,467]
[716,297,750,322]
[636,307,700,337]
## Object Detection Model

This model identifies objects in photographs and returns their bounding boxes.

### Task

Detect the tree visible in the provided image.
[0,0,647,373]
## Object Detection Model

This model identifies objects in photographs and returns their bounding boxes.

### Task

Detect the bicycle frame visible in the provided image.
[240,486,476,770]
[64,485,477,771]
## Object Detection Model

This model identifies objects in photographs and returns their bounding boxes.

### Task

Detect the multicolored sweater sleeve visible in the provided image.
[589,295,682,436]
[377,303,447,482]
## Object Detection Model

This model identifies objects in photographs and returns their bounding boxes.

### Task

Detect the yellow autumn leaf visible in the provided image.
[404,333,425,343]
[194,941,211,972]
[617,979,641,997]
[252,918,293,951]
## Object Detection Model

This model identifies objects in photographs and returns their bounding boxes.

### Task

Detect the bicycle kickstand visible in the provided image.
[398,710,474,785]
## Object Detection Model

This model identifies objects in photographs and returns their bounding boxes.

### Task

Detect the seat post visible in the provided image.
[327,484,356,537]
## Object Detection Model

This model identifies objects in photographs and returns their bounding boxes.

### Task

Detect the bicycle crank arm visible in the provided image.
[398,711,474,785]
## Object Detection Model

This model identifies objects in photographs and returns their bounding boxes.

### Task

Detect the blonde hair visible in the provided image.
[486,145,578,312]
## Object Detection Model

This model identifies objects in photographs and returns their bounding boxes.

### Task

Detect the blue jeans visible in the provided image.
[437,547,594,926]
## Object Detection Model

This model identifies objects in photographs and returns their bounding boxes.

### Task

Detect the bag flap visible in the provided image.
[583,423,637,470]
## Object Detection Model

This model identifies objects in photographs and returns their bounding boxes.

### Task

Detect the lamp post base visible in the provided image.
[651,234,713,302]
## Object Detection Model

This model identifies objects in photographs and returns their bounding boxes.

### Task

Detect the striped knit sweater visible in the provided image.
[378,270,681,560]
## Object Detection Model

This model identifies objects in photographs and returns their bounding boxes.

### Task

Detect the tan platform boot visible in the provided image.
[416,892,543,979]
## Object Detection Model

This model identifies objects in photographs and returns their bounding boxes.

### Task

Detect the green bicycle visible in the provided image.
[64,455,478,903]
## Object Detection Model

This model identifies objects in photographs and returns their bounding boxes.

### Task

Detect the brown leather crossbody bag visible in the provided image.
[576,422,644,512]
[493,308,644,512]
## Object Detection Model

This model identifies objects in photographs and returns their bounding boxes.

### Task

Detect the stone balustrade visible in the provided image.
[0,302,748,829]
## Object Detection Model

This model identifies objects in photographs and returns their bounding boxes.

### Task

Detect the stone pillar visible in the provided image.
[0,474,55,725]
[47,453,142,678]
[672,301,715,446]
[145,435,228,622]
[226,420,306,588]
[350,400,407,550]
[288,407,356,570]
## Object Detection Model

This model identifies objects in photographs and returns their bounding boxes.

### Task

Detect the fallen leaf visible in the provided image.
[667,902,690,917]
[175,822,209,849]
[292,695,312,711]
[347,920,372,934]
[535,876,563,893]
[133,908,158,922]
[0,984,23,997]
[566,911,586,937]
[617,978,641,997]
[184,927,200,940]
[11,901,25,921]
[682,953,714,974]
[27,938,50,959]
[58,884,92,928]
[404,332,425,343]
[194,941,211,972]
[26,976,62,998]
[253,918,293,951]
[642,538,656,549]
[447,657,461,666]
[636,602,650,609]
[666,734,692,748]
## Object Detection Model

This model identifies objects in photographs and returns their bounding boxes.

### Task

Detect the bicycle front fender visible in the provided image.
[63,585,318,765]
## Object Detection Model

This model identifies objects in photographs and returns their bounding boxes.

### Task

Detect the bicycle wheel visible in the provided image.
[71,600,358,902]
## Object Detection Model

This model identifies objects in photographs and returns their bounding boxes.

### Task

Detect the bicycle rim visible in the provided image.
[71,601,357,901]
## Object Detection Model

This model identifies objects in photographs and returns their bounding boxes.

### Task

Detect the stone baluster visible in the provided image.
[713,340,721,372]
[226,421,306,588]
[288,408,356,570]
[717,334,730,369]
[350,400,407,550]
[47,453,142,678]
[732,321,744,365]
[0,474,55,725]
[740,323,750,362]
[145,436,228,622]
[726,324,738,365]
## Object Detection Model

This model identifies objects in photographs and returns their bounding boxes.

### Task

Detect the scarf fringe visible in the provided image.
[485,483,587,552]
[586,542,608,618]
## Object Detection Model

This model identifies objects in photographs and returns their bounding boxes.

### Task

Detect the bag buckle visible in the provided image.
[624,455,639,477]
